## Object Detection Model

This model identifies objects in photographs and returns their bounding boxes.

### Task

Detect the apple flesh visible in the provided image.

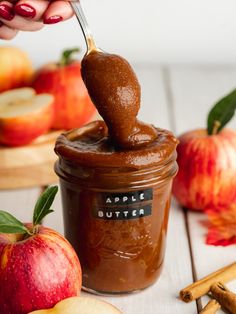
[29,296,123,314]
[173,128,236,210]
[0,88,54,146]
[0,225,82,314]
[32,62,96,130]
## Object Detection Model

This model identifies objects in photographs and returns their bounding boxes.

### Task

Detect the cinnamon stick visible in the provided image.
[211,283,236,314]
[199,300,221,314]
[180,262,236,302]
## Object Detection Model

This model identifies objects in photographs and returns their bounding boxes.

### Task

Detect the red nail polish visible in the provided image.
[15,4,36,18]
[44,15,63,25]
[0,4,14,21]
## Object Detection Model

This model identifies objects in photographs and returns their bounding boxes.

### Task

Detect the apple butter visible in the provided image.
[55,49,178,294]
[81,51,157,150]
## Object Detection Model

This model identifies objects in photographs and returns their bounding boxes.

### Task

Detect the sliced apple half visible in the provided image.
[29,296,123,314]
[0,88,54,146]
[0,87,35,106]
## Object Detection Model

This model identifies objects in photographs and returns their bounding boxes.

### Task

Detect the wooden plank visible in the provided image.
[169,65,236,134]
[188,212,236,309]
[0,188,41,222]
[135,64,171,129]
[170,65,236,313]
[0,131,60,190]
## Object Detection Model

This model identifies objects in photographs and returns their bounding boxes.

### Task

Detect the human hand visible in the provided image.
[0,0,74,39]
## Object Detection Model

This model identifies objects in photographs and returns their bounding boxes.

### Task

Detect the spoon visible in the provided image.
[70,0,100,54]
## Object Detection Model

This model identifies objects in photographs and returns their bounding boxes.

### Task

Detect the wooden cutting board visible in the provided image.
[0,131,62,190]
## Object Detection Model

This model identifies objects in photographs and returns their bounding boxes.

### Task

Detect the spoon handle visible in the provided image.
[70,0,98,53]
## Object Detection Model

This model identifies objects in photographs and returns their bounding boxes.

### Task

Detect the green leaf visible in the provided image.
[207,89,236,135]
[33,186,58,226]
[59,48,80,66]
[0,210,30,234]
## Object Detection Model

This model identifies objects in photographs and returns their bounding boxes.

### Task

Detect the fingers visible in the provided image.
[0,0,74,39]
[0,14,44,31]
[0,0,44,31]
[0,21,18,39]
[44,0,74,24]
[14,0,49,20]
[0,1,14,21]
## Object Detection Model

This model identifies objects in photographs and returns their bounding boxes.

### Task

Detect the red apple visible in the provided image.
[0,227,82,314]
[0,88,54,146]
[0,46,33,93]
[32,48,96,130]
[0,187,82,314]
[173,128,236,210]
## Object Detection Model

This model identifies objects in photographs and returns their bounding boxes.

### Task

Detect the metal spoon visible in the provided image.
[70,0,100,54]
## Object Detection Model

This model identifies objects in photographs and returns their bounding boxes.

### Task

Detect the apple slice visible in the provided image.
[0,87,35,106]
[29,296,123,314]
[0,88,54,146]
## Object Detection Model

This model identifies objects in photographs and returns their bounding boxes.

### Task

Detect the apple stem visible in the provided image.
[59,48,80,66]
[26,228,34,236]
[212,120,221,135]
[32,225,39,235]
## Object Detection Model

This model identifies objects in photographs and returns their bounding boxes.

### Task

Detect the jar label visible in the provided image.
[92,189,153,220]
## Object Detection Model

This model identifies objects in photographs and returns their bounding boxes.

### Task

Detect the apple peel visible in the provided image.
[173,88,236,211]
[0,87,54,146]
[0,187,82,314]
[28,296,123,314]
[32,48,96,130]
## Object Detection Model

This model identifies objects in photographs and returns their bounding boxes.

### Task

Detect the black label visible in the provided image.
[93,189,153,221]
[103,189,153,205]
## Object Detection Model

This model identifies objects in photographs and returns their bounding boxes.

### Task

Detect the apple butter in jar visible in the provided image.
[55,50,178,294]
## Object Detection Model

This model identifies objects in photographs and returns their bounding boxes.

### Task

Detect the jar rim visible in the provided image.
[55,121,178,170]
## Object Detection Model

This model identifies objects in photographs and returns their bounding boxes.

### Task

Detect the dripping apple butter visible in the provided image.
[81,51,157,150]
[54,50,178,294]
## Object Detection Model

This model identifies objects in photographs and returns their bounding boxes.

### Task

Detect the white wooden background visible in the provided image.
[1,66,236,314]
[10,0,236,65]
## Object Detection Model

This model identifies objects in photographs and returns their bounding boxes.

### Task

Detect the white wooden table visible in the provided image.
[1,65,236,314]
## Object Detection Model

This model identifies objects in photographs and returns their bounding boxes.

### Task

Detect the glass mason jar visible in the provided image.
[54,121,178,295]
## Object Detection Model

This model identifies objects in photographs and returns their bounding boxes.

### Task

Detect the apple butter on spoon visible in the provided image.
[71,1,157,149]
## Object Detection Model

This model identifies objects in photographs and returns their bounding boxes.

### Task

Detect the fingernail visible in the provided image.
[44,15,63,25]
[15,4,36,18]
[0,4,14,21]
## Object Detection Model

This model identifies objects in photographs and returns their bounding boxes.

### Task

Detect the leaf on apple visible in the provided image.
[207,89,236,135]
[60,48,80,66]
[0,186,58,235]
[205,203,236,246]
[33,186,58,225]
[0,210,30,234]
